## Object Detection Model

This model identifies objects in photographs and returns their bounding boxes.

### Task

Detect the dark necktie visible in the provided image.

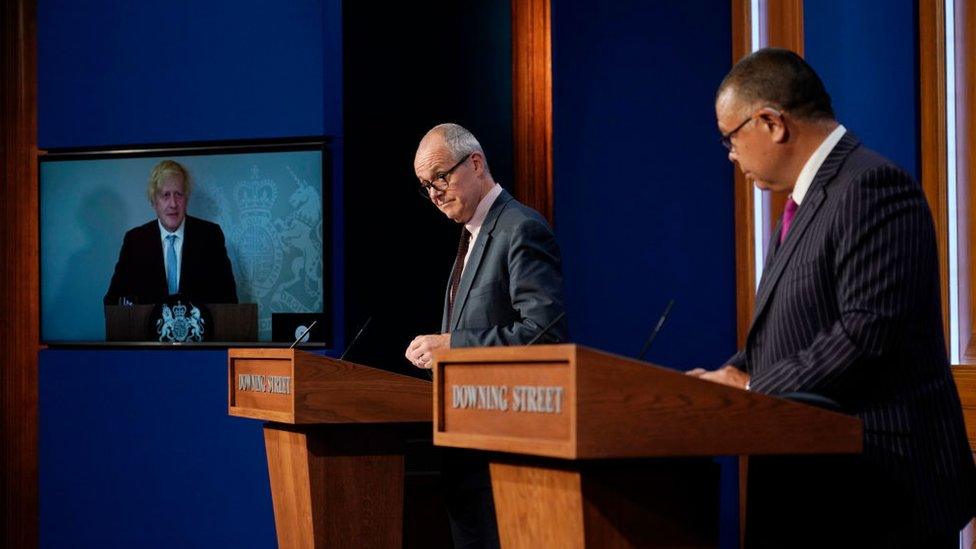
[447,228,472,322]
[780,197,798,244]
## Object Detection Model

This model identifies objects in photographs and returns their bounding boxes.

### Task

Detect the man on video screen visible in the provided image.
[104,160,238,305]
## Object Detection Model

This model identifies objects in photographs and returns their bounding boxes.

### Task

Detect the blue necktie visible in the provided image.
[166,234,179,295]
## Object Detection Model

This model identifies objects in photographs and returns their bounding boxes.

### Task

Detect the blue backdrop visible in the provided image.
[39,350,275,548]
[804,0,919,179]
[37,0,335,148]
[552,0,737,376]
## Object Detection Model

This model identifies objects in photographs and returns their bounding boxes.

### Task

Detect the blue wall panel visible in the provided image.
[552,0,737,370]
[40,350,275,548]
[38,0,336,148]
[804,0,919,178]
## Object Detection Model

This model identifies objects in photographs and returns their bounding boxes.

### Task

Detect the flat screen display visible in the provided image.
[40,143,327,343]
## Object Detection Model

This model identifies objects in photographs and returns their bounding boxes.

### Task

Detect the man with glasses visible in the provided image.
[689,48,975,547]
[405,123,567,547]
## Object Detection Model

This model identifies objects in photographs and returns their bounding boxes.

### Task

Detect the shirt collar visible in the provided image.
[792,124,846,205]
[158,217,186,241]
[464,183,503,235]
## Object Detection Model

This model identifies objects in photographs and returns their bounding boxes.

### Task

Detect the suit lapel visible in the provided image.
[747,133,860,338]
[449,190,513,331]
[441,261,454,333]
[177,216,194,294]
[143,220,169,298]
[764,218,783,272]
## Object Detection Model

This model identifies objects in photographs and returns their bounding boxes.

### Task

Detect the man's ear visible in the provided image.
[470,152,485,174]
[758,108,788,143]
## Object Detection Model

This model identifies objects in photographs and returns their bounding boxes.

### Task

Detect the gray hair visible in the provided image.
[423,123,491,175]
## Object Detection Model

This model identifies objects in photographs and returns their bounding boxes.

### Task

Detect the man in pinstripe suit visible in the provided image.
[690,48,976,547]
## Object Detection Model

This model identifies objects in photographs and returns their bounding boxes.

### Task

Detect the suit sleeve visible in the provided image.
[450,218,567,347]
[103,231,136,305]
[726,350,746,369]
[749,165,938,395]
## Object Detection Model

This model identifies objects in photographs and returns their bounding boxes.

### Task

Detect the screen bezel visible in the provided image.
[38,137,334,349]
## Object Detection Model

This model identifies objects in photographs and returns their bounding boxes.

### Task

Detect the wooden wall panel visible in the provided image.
[919,0,952,353]
[0,0,39,547]
[731,0,756,346]
[730,0,804,346]
[763,0,804,263]
[511,0,553,224]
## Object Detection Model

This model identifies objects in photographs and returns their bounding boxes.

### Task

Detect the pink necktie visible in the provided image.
[780,197,798,244]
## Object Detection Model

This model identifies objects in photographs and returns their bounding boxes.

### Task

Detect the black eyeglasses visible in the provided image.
[418,154,471,198]
[719,114,756,151]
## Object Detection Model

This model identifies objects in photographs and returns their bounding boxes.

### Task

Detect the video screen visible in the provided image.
[40,143,327,343]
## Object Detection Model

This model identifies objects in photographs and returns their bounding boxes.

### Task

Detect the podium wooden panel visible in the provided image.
[433,344,862,548]
[228,348,432,548]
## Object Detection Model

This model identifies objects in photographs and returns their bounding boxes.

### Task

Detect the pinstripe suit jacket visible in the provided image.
[731,133,975,536]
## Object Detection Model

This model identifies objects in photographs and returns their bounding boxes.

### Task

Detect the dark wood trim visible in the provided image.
[511,0,553,224]
[0,0,39,547]
[919,0,953,356]
[732,0,756,347]
[731,0,804,348]
[956,0,976,363]
[764,0,804,248]
[952,365,976,451]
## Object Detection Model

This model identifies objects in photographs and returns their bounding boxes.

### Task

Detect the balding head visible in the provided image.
[416,123,491,177]
[414,123,495,223]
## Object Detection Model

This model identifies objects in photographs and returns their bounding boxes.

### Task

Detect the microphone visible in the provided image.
[289,320,317,349]
[339,317,372,361]
[637,299,675,361]
[526,311,567,346]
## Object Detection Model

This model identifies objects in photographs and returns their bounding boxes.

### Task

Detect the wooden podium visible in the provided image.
[228,348,432,548]
[433,344,862,548]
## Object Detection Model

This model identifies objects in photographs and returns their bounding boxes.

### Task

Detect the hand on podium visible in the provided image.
[405,333,451,369]
[687,364,750,390]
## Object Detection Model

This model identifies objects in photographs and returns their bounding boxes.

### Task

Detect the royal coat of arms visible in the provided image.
[156,301,205,342]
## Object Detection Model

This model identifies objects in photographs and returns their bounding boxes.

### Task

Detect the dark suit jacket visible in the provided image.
[438,189,566,548]
[441,189,567,347]
[104,215,238,305]
[732,133,975,543]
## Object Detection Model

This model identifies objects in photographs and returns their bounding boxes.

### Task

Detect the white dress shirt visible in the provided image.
[792,124,847,205]
[462,183,503,269]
